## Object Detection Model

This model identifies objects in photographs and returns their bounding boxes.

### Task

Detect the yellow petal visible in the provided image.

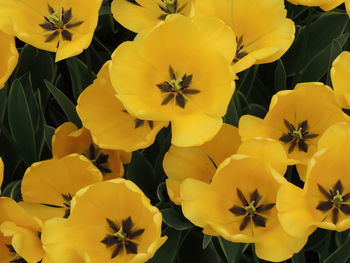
[41,218,86,263]
[276,183,318,238]
[52,122,92,158]
[77,61,167,152]
[171,112,223,147]
[18,202,65,222]
[319,0,344,10]
[331,51,350,109]
[237,137,288,176]
[111,0,159,33]
[0,197,41,232]
[255,223,307,262]
[0,31,18,89]
[66,179,166,262]
[0,221,44,263]
[21,154,102,207]
[180,178,234,236]
[194,0,295,72]
[238,115,275,140]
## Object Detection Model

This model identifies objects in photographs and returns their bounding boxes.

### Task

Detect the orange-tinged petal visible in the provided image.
[0,222,44,263]
[319,0,344,10]
[21,154,102,207]
[64,179,167,263]
[0,158,3,191]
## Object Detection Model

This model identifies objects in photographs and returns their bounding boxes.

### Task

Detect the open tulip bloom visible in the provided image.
[0,0,102,62]
[41,179,167,263]
[239,82,350,180]
[110,14,236,147]
[277,122,350,238]
[181,155,307,262]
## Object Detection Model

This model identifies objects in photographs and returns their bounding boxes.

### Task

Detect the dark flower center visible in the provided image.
[229,188,275,231]
[101,216,145,259]
[279,119,318,153]
[158,0,187,20]
[39,5,84,43]
[6,244,27,263]
[233,36,248,63]
[316,180,350,224]
[157,66,199,109]
[84,144,112,175]
[122,110,154,130]
[61,193,73,218]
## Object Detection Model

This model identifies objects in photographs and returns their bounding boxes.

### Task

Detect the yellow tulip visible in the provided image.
[331,51,350,109]
[0,0,102,62]
[0,197,44,263]
[193,0,295,73]
[111,0,195,33]
[52,122,131,180]
[77,61,168,152]
[110,14,236,147]
[181,155,306,262]
[239,82,350,179]
[21,154,103,219]
[277,122,350,238]
[0,31,18,89]
[42,179,167,263]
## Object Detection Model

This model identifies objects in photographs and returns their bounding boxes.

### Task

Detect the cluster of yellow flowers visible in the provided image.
[1,0,350,262]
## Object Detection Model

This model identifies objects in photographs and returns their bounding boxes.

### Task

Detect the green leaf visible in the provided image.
[274,59,286,92]
[202,235,212,250]
[8,79,37,165]
[126,151,157,198]
[66,57,95,101]
[218,237,245,263]
[147,228,182,263]
[298,38,344,83]
[2,180,22,201]
[44,80,82,127]
[156,182,169,202]
[324,237,350,263]
[161,208,193,231]
[44,125,55,152]
[284,12,348,76]
[292,253,306,263]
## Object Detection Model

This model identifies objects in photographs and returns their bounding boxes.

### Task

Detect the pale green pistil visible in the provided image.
[245,201,256,214]
[333,191,343,206]
[49,12,63,29]
[164,0,176,13]
[170,79,183,91]
[114,228,127,240]
[292,128,303,140]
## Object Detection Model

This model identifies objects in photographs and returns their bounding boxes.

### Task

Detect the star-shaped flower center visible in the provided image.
[233,36,248,63]
[316,180,350,224]
[157,66,199,109]
[39,5,84,43]
[61,193,73,218]
[83,144,112,175]
[229,189,275,231]
[279,119,318,153]
[101,216,145,259]
[158,0,187,20]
